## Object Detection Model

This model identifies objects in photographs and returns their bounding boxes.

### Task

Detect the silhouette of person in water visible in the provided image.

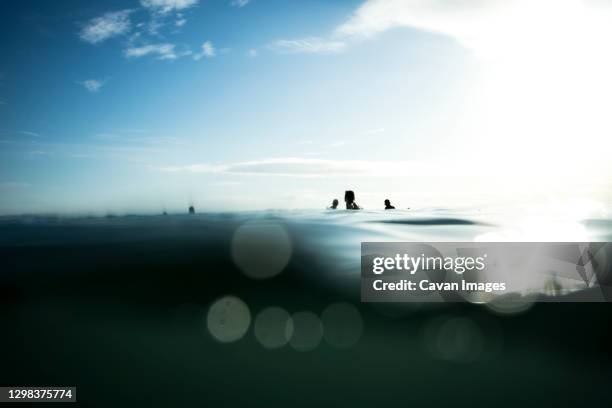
[384,199,395,210]
[329,199,339,209]
[188,205,195,214]
[345,190,360,210]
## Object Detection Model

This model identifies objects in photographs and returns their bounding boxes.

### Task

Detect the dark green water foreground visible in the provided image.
[1,213,611,407]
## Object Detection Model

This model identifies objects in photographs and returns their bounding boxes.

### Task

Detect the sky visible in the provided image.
[0,0,611,214]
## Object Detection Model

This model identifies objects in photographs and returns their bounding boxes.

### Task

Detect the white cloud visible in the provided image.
[247,48,258,57]
[335,0,504,41]
[28,150,52,157]
[268,0,496,57]
[202,41,215,57]
[19,131,41,138]
[93,133,122,140]
[175,18,187,26]
[78,79,106,93]
[193,41,216,60]
[80,10,132,44]
[141,0,199,14]
[231,0,251,7]
[268,37,347,54]
[159,163,224,173]
[329,141,347,148]
[124,43,178,60]
[333,0,612,56]
[156,157,427,178]
[362,127,385,135]
[144,18,165,35]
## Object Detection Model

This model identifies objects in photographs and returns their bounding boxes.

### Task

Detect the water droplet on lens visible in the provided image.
[254,307,293,349]
[231,221,292,279]
[287,311,322,352]
[207,295,251,343]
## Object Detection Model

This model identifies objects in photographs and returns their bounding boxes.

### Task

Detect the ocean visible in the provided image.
[1,209,611,406]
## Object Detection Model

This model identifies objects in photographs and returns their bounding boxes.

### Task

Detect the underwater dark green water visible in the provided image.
[1,210,611,407]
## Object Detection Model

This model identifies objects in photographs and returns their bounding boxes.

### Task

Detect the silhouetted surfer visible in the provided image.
[345,190,360,210]
[384,199,395,210]
[328,199,339,209]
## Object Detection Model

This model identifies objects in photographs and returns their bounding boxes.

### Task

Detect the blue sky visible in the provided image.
[1,0,611,214]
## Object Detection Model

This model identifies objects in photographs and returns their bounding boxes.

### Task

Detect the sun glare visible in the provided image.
[456,0,612,195]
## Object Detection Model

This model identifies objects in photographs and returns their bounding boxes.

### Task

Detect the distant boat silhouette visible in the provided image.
[188,205,195,214]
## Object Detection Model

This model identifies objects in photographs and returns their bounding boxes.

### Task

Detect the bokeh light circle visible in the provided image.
[254,307,294,349]
[287,311,323,352]
[485,293,537,315]
[206,295,251,343]
[321,303,363,348]
[231,221,292,279]
[423,316,484,362]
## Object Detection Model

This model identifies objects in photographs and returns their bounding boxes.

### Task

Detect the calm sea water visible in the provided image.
[1,208,612,406]
[2,206,609,295]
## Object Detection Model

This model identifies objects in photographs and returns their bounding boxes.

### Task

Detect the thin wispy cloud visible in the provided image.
[79,10,132,44]
[0,130,42,139]
[230,0,251,8]
[296,140,314,145]
[141,0,199,14]
[247,48,258,57]
[19,131,42,138]
[78,79,106,93]
[93,133,122,140]
[268,37,347,54]
[159,163,223,173]
[90,129,183,147]
[124,43,179,60]
[156,157,426,178]
[193,41,215,60]
[27,150,52,157]
[79,2,200,61]
[363,127,385,135]
[142,17,164,35]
